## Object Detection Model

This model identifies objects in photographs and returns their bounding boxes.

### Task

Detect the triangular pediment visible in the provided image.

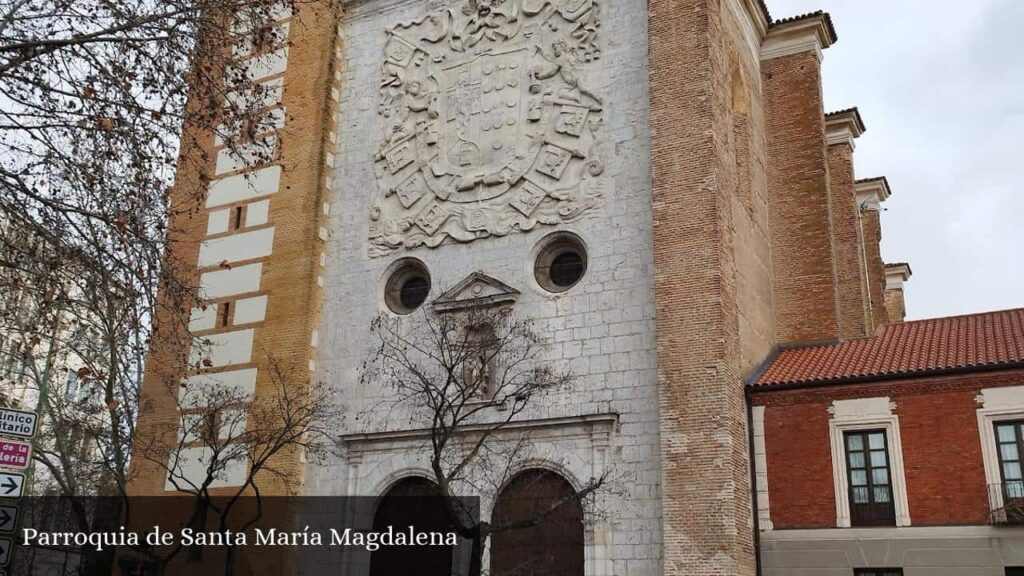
[432,272,519,313]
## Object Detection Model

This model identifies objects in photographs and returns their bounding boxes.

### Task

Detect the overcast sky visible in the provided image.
[766,0,1024,320]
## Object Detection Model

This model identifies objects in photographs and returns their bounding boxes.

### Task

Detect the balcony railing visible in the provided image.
[989,482,1024,525]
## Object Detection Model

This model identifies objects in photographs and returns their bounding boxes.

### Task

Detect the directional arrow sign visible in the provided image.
[0,441,30,470]
[0,409,35,439]
[0,537,10,566]
[0,507,15,533]
[0,473,23,498]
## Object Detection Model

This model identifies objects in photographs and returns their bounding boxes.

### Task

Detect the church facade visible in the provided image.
[128,1,933,575]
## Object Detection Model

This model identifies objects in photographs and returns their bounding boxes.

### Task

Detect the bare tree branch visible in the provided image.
[365,307,611,572]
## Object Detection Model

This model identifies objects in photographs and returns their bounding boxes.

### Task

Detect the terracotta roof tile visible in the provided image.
[754,308,1024,387]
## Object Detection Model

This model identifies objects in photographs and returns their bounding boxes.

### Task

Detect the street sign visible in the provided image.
[0,473,22,499]
[0,409,36,440]
[0,537,10,566]
[0,408,34,570]
[0,507,15,533]
[0,441,30,470]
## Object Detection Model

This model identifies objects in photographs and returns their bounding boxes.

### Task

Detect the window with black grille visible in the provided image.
[384,259,431,315]
[845,430,896,526]
[549,250,585,287]
[854,570,903,576]
[995,421,1024,503]
[399,276,429,310]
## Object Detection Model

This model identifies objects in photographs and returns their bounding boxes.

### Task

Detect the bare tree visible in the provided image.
[0,0,298,314]
[1,1,304,573]
[0,211,142,574]
[129,355,341,576]
[365,307,609,574]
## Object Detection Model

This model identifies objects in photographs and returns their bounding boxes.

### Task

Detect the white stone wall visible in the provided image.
[308,0,659,573]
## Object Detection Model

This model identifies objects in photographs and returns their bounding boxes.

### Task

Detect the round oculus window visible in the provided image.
[534,233,587,293]
[385,260,431,314]
[399,276,429,309]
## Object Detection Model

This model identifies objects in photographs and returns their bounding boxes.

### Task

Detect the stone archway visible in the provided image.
[490,469,585,576]
[369,477,454,576]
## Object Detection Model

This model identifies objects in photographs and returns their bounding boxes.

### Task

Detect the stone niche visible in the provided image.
[368,0,606,256]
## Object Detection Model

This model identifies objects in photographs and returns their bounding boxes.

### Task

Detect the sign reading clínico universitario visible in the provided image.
[0,409,37,440]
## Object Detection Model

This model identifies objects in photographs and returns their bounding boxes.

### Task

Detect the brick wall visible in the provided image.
[649,0,764,573]
[729,32,776,375]
[884,286,907,322]
[827,142,871,339]
[863,208,889,329]
[751,369,1024,529]
[763,50,841,344]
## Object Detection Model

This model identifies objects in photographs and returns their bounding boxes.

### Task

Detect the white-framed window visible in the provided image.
[751,405,773,530]
[828,397,911,527]
[976,386,1024,518]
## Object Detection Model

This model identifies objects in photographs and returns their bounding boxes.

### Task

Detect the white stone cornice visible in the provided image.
[339,413,620,453]
[725,0,770,59]
[855,177,891,206]
[825,126,858,149]
[744,0,771,38]
[825,109,865,150]
[884,263,912,289]
[761,14,836,63]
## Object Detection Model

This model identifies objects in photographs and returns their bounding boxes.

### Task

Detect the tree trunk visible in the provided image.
[80,547,116,576]
[224,543,237,576]
[81,497,121,575]
[467,526,487,576]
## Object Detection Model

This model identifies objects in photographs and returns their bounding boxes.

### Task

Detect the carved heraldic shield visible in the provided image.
[369,0,605,256]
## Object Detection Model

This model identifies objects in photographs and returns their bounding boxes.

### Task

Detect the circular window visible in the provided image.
[385,259,431,314]
[534,233,587,293]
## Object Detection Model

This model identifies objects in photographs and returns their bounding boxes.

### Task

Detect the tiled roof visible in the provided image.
[754,308,1024,387]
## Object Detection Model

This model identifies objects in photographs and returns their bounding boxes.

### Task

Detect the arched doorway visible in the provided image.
[490,469,585,576]
[369,477,454,576]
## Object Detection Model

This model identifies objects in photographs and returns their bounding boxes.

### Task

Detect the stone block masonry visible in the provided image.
[308,0,662,574]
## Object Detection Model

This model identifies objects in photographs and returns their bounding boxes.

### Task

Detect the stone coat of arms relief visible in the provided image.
[368,0,605,256]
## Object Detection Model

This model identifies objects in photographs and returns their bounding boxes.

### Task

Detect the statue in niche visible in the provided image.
[463,323,496,399]
[369,0,606,256]
[466,350,491,397]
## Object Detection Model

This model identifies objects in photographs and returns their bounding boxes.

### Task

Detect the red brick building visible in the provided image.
[751,307,1024,575]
